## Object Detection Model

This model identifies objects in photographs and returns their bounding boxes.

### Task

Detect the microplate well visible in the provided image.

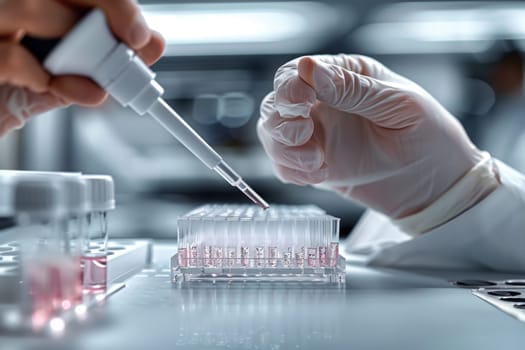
[171,204,345,285]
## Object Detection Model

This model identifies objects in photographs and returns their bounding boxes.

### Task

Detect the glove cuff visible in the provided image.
[393,152,500,235]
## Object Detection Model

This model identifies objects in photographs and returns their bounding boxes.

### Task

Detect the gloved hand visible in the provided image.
[0,0,165,137]
[258,55,485,219]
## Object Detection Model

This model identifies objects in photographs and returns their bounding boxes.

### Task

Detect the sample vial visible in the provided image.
[81,175,115,293]
[188,217,202,267]
[239,218,251,267]
[226,217,239,267]
[61,175,89,306]
[178,247,188,268]
[266,217,279,268]
[329,217,339,267]
[293,218,306,268]
[14,177,73,331]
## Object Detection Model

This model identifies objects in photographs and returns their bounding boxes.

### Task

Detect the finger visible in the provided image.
[0,115,24,137]
[135,30,165,65]
[0,88,66,136]
[273,59,317,118]
[274,164,329,186]
[312,54,408,84]
[297,56,422,129]
[0,0,80,37]
[258,122,324,172]
[61,0,151,49]
[259,92,314,146]
[260,135,324,172]
[50,75,107,106]
[0,43,50,92]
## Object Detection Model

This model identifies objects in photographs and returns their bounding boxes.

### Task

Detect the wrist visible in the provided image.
[393,152,500,235]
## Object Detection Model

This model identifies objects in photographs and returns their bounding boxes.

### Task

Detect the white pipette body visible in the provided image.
[39,9,268,209]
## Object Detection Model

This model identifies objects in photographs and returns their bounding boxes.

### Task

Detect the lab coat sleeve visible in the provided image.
[347,160,525,272]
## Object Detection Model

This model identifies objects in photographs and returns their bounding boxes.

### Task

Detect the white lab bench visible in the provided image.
[1,241,525,350]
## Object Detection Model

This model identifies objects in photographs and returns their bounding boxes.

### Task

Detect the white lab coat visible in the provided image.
[346,160,525,272]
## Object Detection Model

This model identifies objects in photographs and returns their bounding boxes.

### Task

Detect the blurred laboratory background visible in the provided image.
[1,0,525,238]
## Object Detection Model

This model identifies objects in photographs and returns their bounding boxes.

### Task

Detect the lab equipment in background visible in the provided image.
[22,9,268,210]
[81,175,116,293]
[172,204,345,285]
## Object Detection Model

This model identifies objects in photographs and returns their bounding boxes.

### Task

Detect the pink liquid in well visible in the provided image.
[189,245,198,266]
[81,255,107,292]
[329,242,339,267]
[319,246,328,267]
[307,247,317,267]
[178,248,188,268]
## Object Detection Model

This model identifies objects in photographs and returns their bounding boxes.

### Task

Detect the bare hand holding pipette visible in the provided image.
[0,0,164,136]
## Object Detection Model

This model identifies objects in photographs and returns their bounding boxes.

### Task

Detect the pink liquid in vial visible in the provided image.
[255,246,265,267]
[240,246,249,267]
[307,247,317,267]
[319,246,328,267]
[329,242,339,267]
[189,245,198,266]
[178,248,188,268]
[82,255,107,292]
[268,246,278,267]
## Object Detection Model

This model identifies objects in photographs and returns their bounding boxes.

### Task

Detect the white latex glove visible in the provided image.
[0,87,67,136]
[257,55,485,219]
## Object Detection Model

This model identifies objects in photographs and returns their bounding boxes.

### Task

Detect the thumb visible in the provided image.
[298,56,421,129]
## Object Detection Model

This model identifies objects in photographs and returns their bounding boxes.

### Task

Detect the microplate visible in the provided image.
[171,204,345,285]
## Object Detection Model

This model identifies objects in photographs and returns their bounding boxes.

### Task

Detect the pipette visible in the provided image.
[22,9,269,210]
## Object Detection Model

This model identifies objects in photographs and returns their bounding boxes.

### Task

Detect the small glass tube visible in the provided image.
[177,218,188,268]
[239,218,251,267]
[188,218,200,267]
[293,217,305,268]
[81,175,115,293]
[306,217,317,267]
[319,218,328,267]
[82,211,109,292]
[329,218,339,267]
[14,179,79,331]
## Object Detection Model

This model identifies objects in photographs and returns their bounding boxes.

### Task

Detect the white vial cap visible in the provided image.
[61,176,88,216]
[14,178,66,221]
[82,175,115,212]
[0,170,80,218]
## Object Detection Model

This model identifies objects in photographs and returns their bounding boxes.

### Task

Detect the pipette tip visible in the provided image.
[241,185,270,210]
